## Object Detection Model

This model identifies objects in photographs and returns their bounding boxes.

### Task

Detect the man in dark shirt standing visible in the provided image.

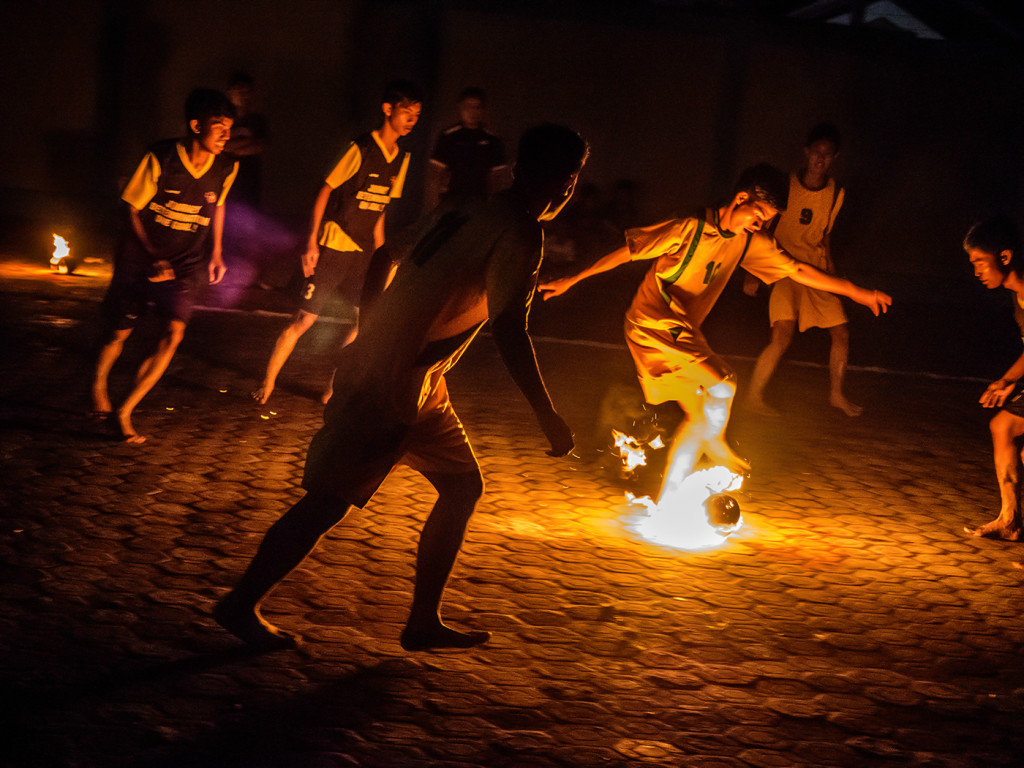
[426,87,508,210]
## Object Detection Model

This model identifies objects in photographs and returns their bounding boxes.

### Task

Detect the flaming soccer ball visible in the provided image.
[704,492,741,534]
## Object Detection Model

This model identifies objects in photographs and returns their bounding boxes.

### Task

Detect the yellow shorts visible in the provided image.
[624,318,731,405]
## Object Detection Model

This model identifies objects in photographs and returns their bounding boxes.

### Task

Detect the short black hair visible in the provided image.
[458,86,486,103]
[964,216,1023,277]
[185,88,236,124]
[806,123,841,152]
[734,163,789,211]
[382,79,424,107]
[514,123,589,194]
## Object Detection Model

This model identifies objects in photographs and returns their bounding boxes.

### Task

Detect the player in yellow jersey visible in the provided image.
[539,164,891,495]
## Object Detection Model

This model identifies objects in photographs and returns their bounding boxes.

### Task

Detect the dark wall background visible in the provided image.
[2,0,1022,378]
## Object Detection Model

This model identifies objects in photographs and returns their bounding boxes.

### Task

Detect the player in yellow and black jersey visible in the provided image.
[92,88,238,444]
[253,80,422,406]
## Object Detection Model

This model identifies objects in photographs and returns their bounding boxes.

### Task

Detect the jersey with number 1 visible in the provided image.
[625,208,800,331]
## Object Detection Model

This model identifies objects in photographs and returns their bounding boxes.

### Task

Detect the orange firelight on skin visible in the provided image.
[50,234,70,273]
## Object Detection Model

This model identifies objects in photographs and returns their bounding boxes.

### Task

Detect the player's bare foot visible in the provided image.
[252,384,272,405]
[830,395,863,417]
[743,397,780,417]
[964,518,1022,540]
[400,622,490,652]
[117,411,146,444]
[215,595,300,651]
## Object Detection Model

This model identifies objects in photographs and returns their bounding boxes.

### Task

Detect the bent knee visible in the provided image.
[433,471,484,509]
[829,324,850,344]
[771,321,796,347]
[991,411,1024,441]
[166,321,187,345]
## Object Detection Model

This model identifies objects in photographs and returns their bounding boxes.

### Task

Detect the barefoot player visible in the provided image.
[216,124,588,652]
[965,216,1024,540]
[92,89,237,443]
[252,80,421,405]
[744,124,863,417]
[539,164,891,497]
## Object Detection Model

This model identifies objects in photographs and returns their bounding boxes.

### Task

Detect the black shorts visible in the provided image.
[299,245,372,317]
[101,258,204,329]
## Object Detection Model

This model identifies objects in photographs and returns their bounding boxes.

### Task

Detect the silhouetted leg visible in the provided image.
[400,469,490,651]
[216,491,351,648]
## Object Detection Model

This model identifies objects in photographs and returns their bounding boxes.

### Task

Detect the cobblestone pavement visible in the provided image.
[3,256,1024,768]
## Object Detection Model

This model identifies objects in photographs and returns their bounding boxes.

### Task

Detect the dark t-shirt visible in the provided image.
[225,111,268,207]
[430,125,506,197]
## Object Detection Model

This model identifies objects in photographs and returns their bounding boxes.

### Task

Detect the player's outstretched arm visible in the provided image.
[788,261,892,315]
[490,310,574,457]
[489,242,574,457]
[538,244,633,300]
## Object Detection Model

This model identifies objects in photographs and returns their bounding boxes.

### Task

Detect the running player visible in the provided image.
[216,124,588,652]
[92,88,237,443]
[539,164,891,497]
[744,124,862,417]
[253,80,422,405]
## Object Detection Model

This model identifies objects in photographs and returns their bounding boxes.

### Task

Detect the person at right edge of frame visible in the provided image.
[215,124,589,653]
[964,216,1024,543]
[743,123,863,417]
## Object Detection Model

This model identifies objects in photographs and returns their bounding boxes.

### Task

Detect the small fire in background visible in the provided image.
[613,427,743,550]
[50,234,74,274]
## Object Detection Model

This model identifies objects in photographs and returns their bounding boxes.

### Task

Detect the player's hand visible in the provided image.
[208,257,227,285]
[861,288,892,316]
[539,411,574,457]
[741,273,760,296]
[149,260,175,282]
[537,277,575,301]
[981,378,1016,408]
[301,244,319,278]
